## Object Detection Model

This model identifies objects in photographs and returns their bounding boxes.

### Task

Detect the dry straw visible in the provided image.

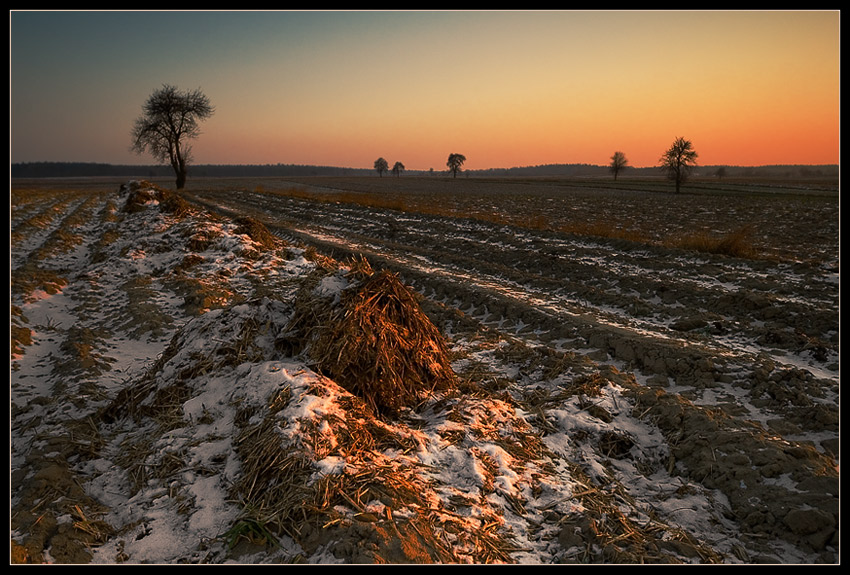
[121,180,192,218]
[233,216,279,250]
[301,260,457,417]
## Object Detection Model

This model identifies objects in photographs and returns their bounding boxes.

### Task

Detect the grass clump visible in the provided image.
[11,305,32,359]
[234,216,279,250]
[11,264,68,302]
[121,180,192,218]
[671,225,757,258]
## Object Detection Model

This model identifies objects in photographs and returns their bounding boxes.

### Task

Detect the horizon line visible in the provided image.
[10,160,840,171]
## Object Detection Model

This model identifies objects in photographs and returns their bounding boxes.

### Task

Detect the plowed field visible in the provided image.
[11,176,839,564]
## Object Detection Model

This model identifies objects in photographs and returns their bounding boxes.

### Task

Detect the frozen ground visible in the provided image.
[10,178,839,564]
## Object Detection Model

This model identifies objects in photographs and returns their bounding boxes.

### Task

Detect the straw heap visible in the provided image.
[306,265,456,416]
[121,180,191,218]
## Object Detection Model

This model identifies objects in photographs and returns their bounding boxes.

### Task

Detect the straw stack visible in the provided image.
[288,260,456,417]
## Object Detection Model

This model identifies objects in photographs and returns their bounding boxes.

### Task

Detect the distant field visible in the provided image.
[176,175,838,265]
[13,174,839,264]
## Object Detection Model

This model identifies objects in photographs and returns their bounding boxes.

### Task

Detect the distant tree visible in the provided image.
[609,151,628,180]
[447,153,466,178]
[392,161,405,177]
[130,84,214,189]
[374,157,389,177]
[659,137,698,193]
[714,166,727,180]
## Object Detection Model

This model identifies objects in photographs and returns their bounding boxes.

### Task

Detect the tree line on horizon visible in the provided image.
[11,85,838,186]
[13,160,837,183]
[374,153,467,179]
[379,142,698,190]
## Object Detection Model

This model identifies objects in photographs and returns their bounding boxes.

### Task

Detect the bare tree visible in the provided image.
[374,157,389,177]
[609,151,629,180]
[447,153,466,178]
[131,84,214,189]
[392,161,405,178]
[659,137,698,193]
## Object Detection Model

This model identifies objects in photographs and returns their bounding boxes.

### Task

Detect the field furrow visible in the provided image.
[187,185,838,387]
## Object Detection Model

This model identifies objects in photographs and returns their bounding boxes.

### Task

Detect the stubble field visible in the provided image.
[10,174,839,564]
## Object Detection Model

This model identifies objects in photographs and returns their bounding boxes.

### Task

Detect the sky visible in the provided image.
[9,10,840,170]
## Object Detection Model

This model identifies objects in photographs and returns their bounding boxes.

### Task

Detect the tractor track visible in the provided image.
[184,187,839,401]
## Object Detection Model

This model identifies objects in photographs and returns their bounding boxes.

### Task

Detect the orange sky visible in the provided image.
[11,10,840,169]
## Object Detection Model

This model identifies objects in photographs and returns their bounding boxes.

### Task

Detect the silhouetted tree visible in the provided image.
[447,153,466,178]
[714,166,727,180]
[659,137,698,193]
[392,161,405,177]
[375,157,389,177]
[609,151,628,180]
[130,84,214,189]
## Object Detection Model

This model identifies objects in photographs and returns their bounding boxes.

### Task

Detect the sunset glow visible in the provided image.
[10,10,839,170]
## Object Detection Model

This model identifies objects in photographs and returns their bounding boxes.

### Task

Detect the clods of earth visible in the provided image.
[10,180,838,564]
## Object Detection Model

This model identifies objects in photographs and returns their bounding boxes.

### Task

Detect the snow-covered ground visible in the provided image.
[10,181,838,564]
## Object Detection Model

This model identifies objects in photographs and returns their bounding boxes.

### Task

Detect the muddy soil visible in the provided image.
[11,178,839,563]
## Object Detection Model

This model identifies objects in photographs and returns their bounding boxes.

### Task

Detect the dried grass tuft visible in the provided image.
[121,181,192,218]
[234,216,279,250]
[307,267,456,416]
[231,415,316,539]
[670,225,757,259]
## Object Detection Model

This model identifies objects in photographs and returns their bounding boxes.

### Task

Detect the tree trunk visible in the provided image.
[172,152,187,189]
